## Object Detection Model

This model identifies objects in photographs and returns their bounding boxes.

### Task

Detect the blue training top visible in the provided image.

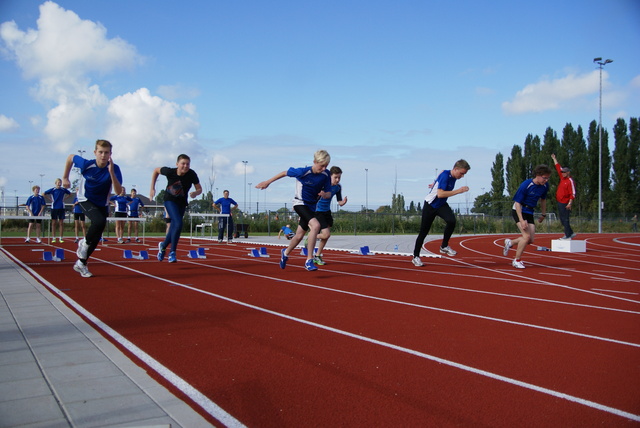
[512,179,548,214]
[214,197,238,214]
[424,170,458,210]
[44,187,71,209]
[74,155,123,207]
[26,194,46,215]
[315,184,342,212]
[287,166,331,210]
[128,197,144,216]
[110,195,132,213]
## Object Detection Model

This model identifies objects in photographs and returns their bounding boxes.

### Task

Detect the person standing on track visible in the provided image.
[110,186,131,243]
[25,185,46,243]
[551,154,577,240]
[503,164,551,269]
[63,139,123,278]
[127,188,145,243]
[44,178,71,243]
[72,191,87,243]
[150,154,202,263]
[256,149,332,271]
[213,190,238,243]
[313,166,348,265]
[412,159,470,267]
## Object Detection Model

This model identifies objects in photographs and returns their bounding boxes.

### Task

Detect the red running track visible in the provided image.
[2,233,639,427]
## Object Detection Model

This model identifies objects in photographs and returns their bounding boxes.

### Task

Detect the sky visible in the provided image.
[1,0,639,213]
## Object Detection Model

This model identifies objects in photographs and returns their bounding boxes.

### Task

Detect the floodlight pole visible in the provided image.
[242,161,248,213]
[593,57,613,233]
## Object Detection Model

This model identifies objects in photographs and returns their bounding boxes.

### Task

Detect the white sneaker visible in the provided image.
[73,260,93,277]
[36,238,41,244]
[411,256,424,267]
[440,246,457,256]
[569,233,577,239]
[76,238,89,260]
[25,238,30,243]
[503,239,512,256]
[512,259,525,269]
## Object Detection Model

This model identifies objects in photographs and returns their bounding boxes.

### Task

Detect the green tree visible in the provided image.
[611,118,633,215]
[586,120,612,215]
[629,117,640,214]
[490,152,505,198]
[506,144,525,197]
[523,133,542,175]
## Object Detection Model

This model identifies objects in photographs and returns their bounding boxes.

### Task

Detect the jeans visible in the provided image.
[557,202,573,238]
[162,201,186,253]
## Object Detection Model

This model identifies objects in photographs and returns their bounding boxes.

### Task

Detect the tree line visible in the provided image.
[472,117,639,218]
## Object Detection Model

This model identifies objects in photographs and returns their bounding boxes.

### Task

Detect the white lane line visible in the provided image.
[591,289,639,295]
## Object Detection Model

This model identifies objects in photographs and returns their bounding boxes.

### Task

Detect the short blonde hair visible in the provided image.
[314,150,331,165]
[95,139,112,150]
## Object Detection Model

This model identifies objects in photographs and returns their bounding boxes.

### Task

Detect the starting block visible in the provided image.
[188,250,199,258]
[300,247,318,256]
[43,251,53,261]
[197,247,206,258]
[123,249,149,260]
[357,246,372,255]
[43,249,65,262]
[248,247,270,258]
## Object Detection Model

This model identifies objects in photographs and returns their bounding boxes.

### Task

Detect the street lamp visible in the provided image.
[242,160,248,213]
[39,173,45,189]
[593,57,613,233]
[28,180,33,193]
[365,168,368,212]
[248,183,252,215]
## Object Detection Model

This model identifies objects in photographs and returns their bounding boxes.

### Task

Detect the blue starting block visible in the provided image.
[197,247,206,258]
[43,251,53,261]
[248,247,270,258]
[300,247,318,256]
[188,250,199,258]
[53,248,64,261]
[124,249,149,260]
[358,246,372,255]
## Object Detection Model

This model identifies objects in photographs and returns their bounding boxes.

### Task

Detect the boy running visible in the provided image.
[63,139,123,278]
[256,150,332,271]
[503,164,551,269]
[313,166,348,265]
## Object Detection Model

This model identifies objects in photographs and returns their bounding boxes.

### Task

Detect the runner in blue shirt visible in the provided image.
[313,166,348,265]
[44,178,71,243]
[256,150,332,271]
[278,224,295,240]
[412,159,470,267]
[213,190,238,243]
[25,185,46,243]
[503,164,551,269]
[127,188,144,242]
[110,187,132,243]
[63,139,123,278]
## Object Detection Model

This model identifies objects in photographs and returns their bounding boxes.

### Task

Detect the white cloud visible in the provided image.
[105,88,201,168]
[501,71,601,115]
[0,114,19,132]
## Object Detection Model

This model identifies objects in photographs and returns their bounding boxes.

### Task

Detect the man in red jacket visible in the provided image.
[551,154,577,240]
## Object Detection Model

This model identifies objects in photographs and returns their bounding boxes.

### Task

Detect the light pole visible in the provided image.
[242,160,248,213]
[365,168,368,212]
[593,57,613,233]
[28,180,33,193]
[39,173,45,189]
[248,183,252,215]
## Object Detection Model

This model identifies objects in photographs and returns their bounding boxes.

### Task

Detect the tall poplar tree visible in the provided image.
[612,118,632,215]
[506,145,525,197]
[629,117,640,213]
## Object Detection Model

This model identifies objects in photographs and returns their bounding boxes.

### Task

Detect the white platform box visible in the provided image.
[551,239,586,253]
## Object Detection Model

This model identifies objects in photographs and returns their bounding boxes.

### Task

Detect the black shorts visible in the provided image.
[114,212,127,218]
[74,213,85,221]
[50,208,65,220]
[315,211,333,230]
[512,209,534,224]
[294,205,315,231]
[28,219,42,224]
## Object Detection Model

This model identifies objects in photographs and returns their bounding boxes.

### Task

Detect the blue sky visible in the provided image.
[1,0,639,213]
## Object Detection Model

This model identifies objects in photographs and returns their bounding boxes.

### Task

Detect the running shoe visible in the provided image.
[313,255,325,265]
[73,260,93,277]
[135,238,140,243]
[168,251,177,263]
[512,259,525,269]
[58,238,64,243]
[503,239,512,256]
[76,238,89,260]
[125,238,131,243]
[279,248,288,269]
[25,238,30,243]
[35,238,41,244]
[411,256,424,267]
[440,246,457,256]
[117,238,124,244]
[51,238,57,243]
[569,233,578,239]
[305,259,318,271]
[74,238,79,243]
[157,242,166,261]
[558,236,569,241]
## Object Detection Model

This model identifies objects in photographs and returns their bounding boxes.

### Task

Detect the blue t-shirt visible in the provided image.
[287,166,331,209]
[128,197,144,215]
[214,197,238,214]
[26,194,46,215]
[316,184,342,212]
[73,197,82,214]
[110,195,132,213]
[74,155,123,207]
[44,187,71,209]
[512,179,549,214]
[280,225,293,235]
[424,170,458,209]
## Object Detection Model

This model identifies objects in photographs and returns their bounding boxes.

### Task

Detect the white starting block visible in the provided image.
[123,250,149,260]
[248,247,270,258]
[43,248,65,262]
[551,239,586,253]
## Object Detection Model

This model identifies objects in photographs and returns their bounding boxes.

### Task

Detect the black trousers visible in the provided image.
[413,203,456,257]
